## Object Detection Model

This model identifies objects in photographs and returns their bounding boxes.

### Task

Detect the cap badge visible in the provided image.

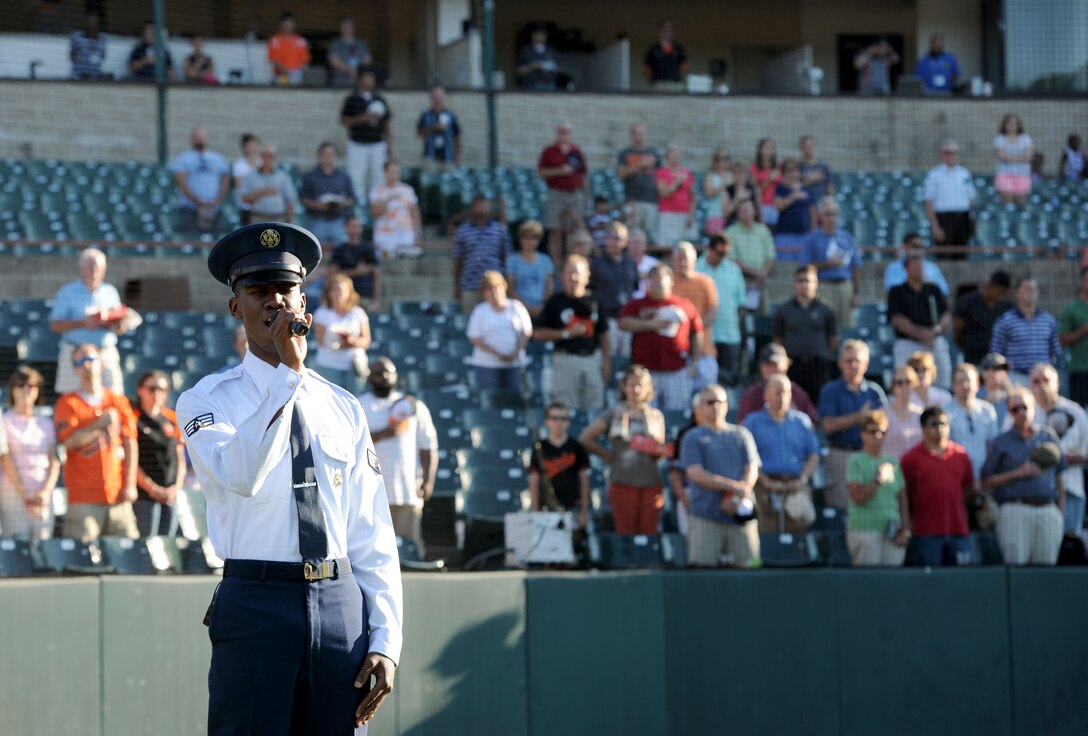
[259,228,281,248]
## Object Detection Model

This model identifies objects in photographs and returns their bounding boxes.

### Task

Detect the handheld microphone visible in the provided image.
[271,310,310,337]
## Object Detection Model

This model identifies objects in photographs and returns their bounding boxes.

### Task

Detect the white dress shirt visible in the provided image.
[358,390,437,508]
[923,164,976,212]
[177,350,403,663]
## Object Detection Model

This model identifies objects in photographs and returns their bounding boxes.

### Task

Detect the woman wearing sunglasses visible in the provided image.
[0,368,60,539]
[846,409,910,566]
[132,370,186,537]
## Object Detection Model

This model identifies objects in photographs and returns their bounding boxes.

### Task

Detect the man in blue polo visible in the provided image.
[819,339,888,510]
[803,196,861,329]
[914,33,960,94]
[989,276,1060,384]
[743,374,820,535]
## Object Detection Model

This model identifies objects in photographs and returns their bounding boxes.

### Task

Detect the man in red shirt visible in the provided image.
[54,343,139,541]
[267,11,311,86]
[538,122,590,264]
[899,406,977,566]
[619,264,703,411]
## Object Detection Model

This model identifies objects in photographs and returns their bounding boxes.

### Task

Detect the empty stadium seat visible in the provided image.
[396,536,446,572]
[588,532,662,569]
[0,538,34,577]
[99,536,156,575]
[38,537,114,575]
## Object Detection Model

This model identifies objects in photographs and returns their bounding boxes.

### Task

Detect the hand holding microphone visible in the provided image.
[269,308,312,373]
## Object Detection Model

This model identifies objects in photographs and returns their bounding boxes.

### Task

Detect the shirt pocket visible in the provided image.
[316,434,355,504]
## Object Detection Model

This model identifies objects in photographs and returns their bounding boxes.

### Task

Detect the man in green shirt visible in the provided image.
[724,199,775,313]
[1059,266,1088,406]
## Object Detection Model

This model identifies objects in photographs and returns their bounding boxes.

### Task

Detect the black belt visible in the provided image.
[829,444,859,452]
[556,349,598,357]
[224,557,351,582]
[821,278,849,284]
[1001,498,1054,508]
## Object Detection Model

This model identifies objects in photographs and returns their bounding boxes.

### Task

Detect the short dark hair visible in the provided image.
[240,132,259,148]
[999,113,1024,135]
[902,232,922,245]
[545,401,569,415]
[317,141,338,156]
[708,234,730,249]
[358,65,376,77]
[795,264,817,278]
[989,270,1011,289]
[919,406,947,427]
[279,11,296,22]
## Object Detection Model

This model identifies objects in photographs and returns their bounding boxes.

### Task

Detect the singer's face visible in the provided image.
[229,281,307,364]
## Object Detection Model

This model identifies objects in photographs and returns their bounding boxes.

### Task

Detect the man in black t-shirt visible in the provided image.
[128,22,175,82]
[643,19,687,90]
[954,270,1011,367]
[329,214,381,311]
[888,253,952,388]
[340,66,391,209]
[528,402,591,527]
[534,254,611,411]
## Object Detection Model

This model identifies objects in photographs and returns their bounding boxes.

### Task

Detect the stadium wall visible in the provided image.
[2,569,1085,736]
[2,82,1087,174]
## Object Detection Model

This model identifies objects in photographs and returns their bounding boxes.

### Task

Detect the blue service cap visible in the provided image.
[207,222,322,288]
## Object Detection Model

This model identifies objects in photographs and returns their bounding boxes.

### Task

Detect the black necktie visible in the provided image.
[290,406,328,563]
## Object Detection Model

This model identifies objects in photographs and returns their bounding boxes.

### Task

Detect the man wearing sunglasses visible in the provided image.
[53,343,140,541]
[1028,364,1088,535]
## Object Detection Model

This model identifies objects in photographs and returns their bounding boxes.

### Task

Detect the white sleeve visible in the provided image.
[414,400,438,450]
[176,367,302,498]
[466,305,484,340]
[0,412,8,456]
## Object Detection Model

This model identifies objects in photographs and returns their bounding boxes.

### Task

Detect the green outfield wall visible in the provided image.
[2,569,1085,735]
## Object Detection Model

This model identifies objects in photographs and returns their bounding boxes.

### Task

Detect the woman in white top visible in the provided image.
[370,160,423,259]
[883,365,923,460]
[701,148,735,236]
[907,351,953,410]
[0,367,60,539]
[311,273,371,394]
[232,133,260,224]
[466,270,533,392]
[994,113,1034,206]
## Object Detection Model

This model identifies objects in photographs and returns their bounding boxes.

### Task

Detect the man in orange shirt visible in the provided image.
[268,11,311,86]
[54,343,139,540]
[672,241,718,336]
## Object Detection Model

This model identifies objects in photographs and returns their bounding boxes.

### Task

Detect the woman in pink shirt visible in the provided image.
[750,137,782,227]
[0,367,60,539]
[655,144,696,247]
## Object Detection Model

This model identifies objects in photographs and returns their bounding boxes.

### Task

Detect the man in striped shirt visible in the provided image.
[989,276,1060,383]
[453,196,510,314]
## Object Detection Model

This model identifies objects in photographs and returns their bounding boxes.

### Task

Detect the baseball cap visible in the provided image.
[759,344,791,367]
[980,353,1010,371]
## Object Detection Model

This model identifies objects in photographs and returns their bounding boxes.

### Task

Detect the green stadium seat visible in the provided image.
[175,537,223,573]
[0,538,34,577]
[470,424,534,451]
[145,535,185,573]
[38,538,114,575]
[99,536,155,575]
[588,532,662,569]
[456,447,529,472]
[396,536,446,571]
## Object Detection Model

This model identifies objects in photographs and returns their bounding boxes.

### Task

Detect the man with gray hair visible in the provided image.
[239,143,298,223]
[49,248,134,394]
[802,196,861,329]
[538,121,589,263]
[924,140,975,260]
[1029,362,1088,534]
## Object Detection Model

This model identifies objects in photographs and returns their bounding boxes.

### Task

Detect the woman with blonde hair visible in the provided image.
[0,367,60,539]
[312,272,371,393]
[506,219,554,319]
[884,365,923,459]
[907,351,952,409]
[466,270,533,391]
[579,364,669,535]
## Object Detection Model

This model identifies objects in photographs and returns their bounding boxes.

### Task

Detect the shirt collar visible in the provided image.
[242,350,295,394]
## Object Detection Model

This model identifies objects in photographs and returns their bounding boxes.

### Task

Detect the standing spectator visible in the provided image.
[467,271,533,391]
[726,162,759,227]
[327,16,371,89]
[538,122,589,263]
[453,196,509,313]
[516,25,559,91]
[677,385,760,566]
[1030,363,1088,535]
[131,370,185,538]
[989,276,1061,381]
[1059,266,1088,405]
[359,357,437,554]
[702,149,735,236]
[803,197,860,329]
[994,113,1034,206]
[127,21,175,82]
[340,66,392,206]
[772,159,815,261]
[924,140,976,260]
[900,407,976,566]
[947,364,1000,481]
[535,255,610,412]
[299,142,356,246]
[750,138,782,226]
[330,214,381,312]
[528,402,591,528]
[981,388,1065,565]
[906,351,953,409]
[369,160,422,259]
[232,133,260,225]
[847,410,909,566]
[616,124,661,238]
[978,353,1014,429]
[853,37,899,95]
[55,344,139,541]
[589,221,639,357]
[725,199,775,312]
[954,270,1012,367]
[628,228,659,297]
[568,229,595,260]
[643,18,688,91]
[799,135,835,202]
[666,393,707,536]
[883,365,923,460]
[743,375,820,536]
[619,264,704,411]
[737,344,819,425]
[819,339,888,510]
[883,233,950,296]
[416,86,461,169]
[654,144,696,247]
[311,273,371,393]
[239,143,297,223]
[0,368,59,540]
[1059,134,1086,182]
[50,247,132,395]
[585,196,616,249]
[695,235,745,385]
[914,33,959,94]
[580,365,668,536]
[506,220,553,320]
[183,35,218,84]
[267,11,310,86]
[672,240,719,333]
[773,264,838,402]
[70,12,107,80]
[172,126,230,235]
[888,252,953,388]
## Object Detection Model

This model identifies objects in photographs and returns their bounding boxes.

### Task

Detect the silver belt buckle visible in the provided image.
[303,560,334,581]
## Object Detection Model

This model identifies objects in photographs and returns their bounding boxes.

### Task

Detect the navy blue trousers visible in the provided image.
[207,572,369,735]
